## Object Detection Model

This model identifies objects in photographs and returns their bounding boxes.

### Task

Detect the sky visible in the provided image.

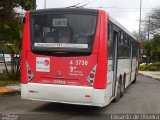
[36,0,160,33]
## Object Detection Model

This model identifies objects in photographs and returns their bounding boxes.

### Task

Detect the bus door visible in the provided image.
[108,23,119,98]
[111,26,119,97]
[130,40,133,82]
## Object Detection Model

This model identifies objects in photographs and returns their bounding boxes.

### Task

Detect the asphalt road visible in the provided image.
[0,75,160,120]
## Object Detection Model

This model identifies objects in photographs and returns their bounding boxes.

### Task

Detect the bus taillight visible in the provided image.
[27,61,34,82]
[89,73,95,78]
[28,70,32,74]
[86,65,97,86]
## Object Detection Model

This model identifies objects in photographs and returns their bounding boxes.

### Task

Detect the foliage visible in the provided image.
[150,35,160,61]
[143,7,160,37]
[16,0,35,11]
[139,65,148,71]
[0,0,34,27]
[149,62,160,71]
[139,62,160,71]
[0,80,20,87]
[0,73,20,87]
[148,65,158,71]
[0,72,20,80]
[0,0,34,76]
[132,30,146,41]
[143,35,160,63]
[143,41,151,64]
[152,62,160,68]
[0,17,22,74]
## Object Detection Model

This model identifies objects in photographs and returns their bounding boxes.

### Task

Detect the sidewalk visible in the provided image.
[0,84,21,96]
[138,71,160,80]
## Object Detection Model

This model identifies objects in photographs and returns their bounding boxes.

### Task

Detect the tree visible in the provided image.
[0,18,23,73]
[143,35,160,63]
[0,0,34,75]
[141,7,160,64]
[150,35,160,62]
[132,30,146,42]
[143,8,160,38]
[143,41,151,64]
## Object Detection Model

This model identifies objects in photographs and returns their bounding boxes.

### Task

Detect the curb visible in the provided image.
[0,87,20,96]
[138,73,160,81]
[0,90,20,96]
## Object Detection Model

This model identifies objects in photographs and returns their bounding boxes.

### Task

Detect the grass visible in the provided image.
[139,62,160,71]
[0,73,20,87]
[0,80,20,87]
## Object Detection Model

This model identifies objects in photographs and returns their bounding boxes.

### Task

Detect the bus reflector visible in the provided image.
[89,73,95,78]
[90,80,93,83]
[27,61,34,82]
[86,65,97,86]
[28,70,32,74]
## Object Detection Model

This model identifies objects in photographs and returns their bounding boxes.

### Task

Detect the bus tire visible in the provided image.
[120,79,125,98]
[113,81,121,102]
[132,71,137,84]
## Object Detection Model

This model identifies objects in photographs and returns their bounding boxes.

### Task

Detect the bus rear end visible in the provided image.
[21,8,108,107]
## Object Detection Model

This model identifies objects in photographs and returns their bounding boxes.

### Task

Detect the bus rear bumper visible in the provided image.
[21,83,107,107]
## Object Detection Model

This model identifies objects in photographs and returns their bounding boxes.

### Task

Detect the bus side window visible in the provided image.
[132,41,137,58]
[118,30,123,58]
[108,23,113,59]
[121,31,124,45]
[128,36,131,57]
[119,31,122,44]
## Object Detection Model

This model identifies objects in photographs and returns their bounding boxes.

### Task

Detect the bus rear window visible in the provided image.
[30,13,97,53]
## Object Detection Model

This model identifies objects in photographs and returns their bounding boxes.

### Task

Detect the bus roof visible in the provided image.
[109,15,137,41]
[30,8,98,14]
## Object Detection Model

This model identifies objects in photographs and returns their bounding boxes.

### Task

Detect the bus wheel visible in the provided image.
[120,80,125,98]
[113,81,121,102]
[132,71,137,84]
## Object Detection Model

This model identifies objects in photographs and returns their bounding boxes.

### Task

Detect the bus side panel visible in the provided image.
[94,10,108,89]
[131,57,137,82]
[117,59,131,87]
[21,12,31,84]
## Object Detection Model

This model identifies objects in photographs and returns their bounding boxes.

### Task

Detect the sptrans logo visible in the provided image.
[36,60,50,66]
[44,59,50,66]
[36,57,50,72]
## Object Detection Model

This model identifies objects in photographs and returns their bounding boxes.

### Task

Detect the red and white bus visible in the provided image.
[21,8,139,107]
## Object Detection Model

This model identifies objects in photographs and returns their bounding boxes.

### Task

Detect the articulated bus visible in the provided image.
[21,8,139,107]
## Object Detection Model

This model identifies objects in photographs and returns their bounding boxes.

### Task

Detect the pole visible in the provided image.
[139,0,142,42]
[44,0,46,9]
[148,17,150,41]
[33,0,36,10]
